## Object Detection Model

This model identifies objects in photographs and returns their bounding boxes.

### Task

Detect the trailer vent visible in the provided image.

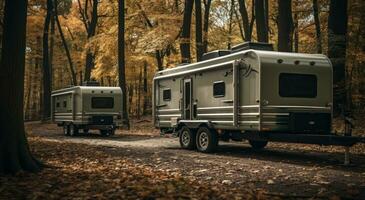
[83,81,100,86]
[231,42,273,53]
[202,50,231,61]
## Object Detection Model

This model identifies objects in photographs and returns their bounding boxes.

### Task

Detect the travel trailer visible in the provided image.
[51,85,123,136]
[153,42,363,154]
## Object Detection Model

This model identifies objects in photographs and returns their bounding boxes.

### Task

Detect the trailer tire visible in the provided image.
[179,126,196,150]
[249,140,268,150]
[196,127,218,153]
[83,129,89,134]
[100,130,110,137]
[63,124,70,136]
[69,123,78,137]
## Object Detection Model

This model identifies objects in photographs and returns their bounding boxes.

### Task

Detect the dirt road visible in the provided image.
[27,122,365,199]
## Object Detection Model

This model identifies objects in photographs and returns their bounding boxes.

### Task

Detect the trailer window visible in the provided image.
[91,97,114,109]
[213,81,225,97]
[163,89,171,101]
[63,101,67,108]
[56,102,60,108]
[279,73,317,98]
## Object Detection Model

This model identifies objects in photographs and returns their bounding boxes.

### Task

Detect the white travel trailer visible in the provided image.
[153,42,362,153]
[51,85,123,136]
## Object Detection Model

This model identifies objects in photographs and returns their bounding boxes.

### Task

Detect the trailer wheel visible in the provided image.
[83,129,89,134]
[69,123,78,137]
[179,126,196,150]
[249,140,268,150]
[63,124,70,136]
[196,127,218,153]
[100,130,110,137]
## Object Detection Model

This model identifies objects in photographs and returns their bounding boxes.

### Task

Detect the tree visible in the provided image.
[55,0,77,85]
[0,0,41,173]
[278,0,293,52]
[77,0,99,82]
[312,0,322,53]
[227,0,235,49]
[238,0,254,41]
[195,0,203,61]
[180,0,194,63]
[118,0,130,129]
[203,0,212,53]
[255,0,268,42]
[42,0,53,121]
[328,0,348,112]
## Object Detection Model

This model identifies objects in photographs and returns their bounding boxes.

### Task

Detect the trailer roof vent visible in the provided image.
[83,81,100,86]
[202,50,231,61]
[231,42,273,53]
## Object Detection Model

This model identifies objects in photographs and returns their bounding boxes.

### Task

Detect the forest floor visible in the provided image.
[1,119,365,199]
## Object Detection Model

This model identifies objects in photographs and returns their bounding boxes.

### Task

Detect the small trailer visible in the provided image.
[153,42,364,163]
[51,85,123,136]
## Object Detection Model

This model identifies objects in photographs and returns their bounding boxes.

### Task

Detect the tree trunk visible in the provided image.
[195,0,203,61]
[84,0,98,82]
[278,0,293,52]
[328,0,348,112]
[41,0,53,121]
[238,0,251,41]
[49,9,55,89]
[203,0,212,53]
[255,0,268,42]
[0,0,41,174]
[227,0,234,49]
[155,50,164,71]
[118,0,130,129]
[180,0,194,63]
[54,0,77,86]
[143,60,148,115]
[137,66,142,119]
[312,0,322,53]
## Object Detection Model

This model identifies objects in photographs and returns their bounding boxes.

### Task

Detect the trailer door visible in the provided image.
[183,78,193,120]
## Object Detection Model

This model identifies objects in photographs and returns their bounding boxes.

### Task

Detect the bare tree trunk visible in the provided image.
[195,0,203,61]
[0,0,41,173]
[312,0,322,53]
[118,0,130,129]
[137,66,142,119]
[83,0,99,82]
[278,0,293,52]
[234,8,245,41]
[293,13,299,52]
[42,0,52,121]
[180,0,194,63]
[328,0,348,113]
[155,50,164,71]
[227,0,234,49]
[54,0,77,85]
[238,0,251,41]
[203,0,212,53]
[143,61,148,115]
[49,7,55,88]
[255,0,268,42]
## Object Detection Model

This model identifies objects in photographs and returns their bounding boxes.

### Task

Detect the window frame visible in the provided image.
[213,81,225,98]
[162,88,172,101]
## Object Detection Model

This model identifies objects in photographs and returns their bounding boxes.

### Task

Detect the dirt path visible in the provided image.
[26,123,365,199]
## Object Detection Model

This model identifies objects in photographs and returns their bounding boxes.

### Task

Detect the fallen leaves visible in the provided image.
[0,137,264,200]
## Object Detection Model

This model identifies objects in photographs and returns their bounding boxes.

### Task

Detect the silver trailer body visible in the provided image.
[51,86,123,136]
[153,49,333,134]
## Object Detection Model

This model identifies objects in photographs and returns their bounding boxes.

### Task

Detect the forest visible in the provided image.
[0,0,362,122]
[0,0,365,199]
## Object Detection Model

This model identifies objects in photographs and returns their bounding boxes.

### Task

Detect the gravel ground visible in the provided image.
[26,122,365,199]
